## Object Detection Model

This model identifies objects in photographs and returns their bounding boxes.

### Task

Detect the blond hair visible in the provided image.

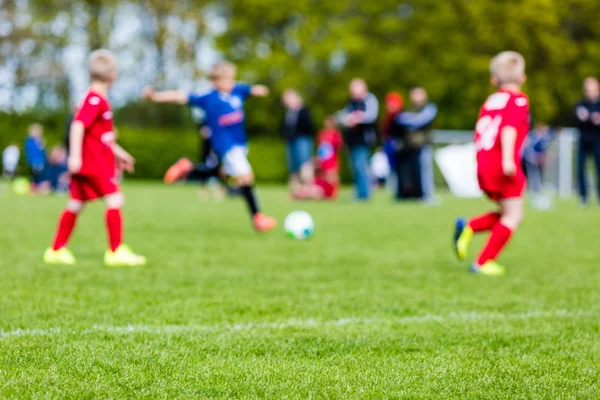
[208,61,237,81]
[490,51,526,85]
[88,49,117,82]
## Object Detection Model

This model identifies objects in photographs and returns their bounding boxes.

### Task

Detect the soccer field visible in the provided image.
[1,183,599,398]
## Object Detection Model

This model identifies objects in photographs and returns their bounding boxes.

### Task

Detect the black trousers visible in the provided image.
[395,150,423,199]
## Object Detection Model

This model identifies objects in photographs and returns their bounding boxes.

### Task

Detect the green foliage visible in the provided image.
[2,185,600,397]
[217,0,600,128]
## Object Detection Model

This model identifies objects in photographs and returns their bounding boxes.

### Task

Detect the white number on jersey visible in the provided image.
[475,115,502,151]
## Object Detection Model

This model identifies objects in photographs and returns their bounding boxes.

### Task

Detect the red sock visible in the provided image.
[476,223,513,266]
[52,210,77,251]
[105,208,123,252]
[468,212,501,233]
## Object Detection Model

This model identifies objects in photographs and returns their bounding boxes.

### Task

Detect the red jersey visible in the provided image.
[474,89,530,174]
[316,129,343,172]
[73,90,116,178]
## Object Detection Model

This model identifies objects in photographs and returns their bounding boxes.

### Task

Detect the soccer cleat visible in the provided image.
[454,218,473,260]
[164,158,194,184]
[253,213,277,232]
[43,247,76,265]
[469,261,506,276]
[104,244,147,267]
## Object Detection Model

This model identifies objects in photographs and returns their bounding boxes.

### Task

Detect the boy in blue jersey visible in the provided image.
[143,61,276,231]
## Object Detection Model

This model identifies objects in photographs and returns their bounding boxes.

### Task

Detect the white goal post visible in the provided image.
[431,128,578,198]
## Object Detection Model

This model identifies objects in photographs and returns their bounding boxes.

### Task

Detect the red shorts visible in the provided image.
[70,175,119,202]
[478,170,526,201]
[315,177,338,199]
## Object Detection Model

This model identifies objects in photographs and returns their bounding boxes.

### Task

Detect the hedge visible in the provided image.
[1,112,447,185]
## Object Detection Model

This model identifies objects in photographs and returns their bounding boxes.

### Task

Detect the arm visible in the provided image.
[143,86,188,105]
[501,126,517,176]
[111,142,135,173]
[250,85,269,97]
[396,104,438,130]
[361,93,379,124]
[68,121,85,174]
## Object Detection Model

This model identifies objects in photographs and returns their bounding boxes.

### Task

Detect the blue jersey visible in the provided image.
[188,83,252,157]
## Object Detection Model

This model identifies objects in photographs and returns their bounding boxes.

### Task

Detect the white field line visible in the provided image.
[0,309,596,340]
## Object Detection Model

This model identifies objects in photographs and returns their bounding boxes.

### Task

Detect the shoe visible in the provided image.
[469,261,506,276]
[253,213,277,232]
[104,244,147,267]
[43,247,76,265]
[164,158,194,184]
[454,218,472,260]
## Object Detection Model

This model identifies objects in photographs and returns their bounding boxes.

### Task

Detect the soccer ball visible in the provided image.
[284,211,314,240]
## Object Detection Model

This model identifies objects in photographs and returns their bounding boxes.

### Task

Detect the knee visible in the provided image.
[501,208,523,230]
[66,199,84,214]
[104,192,124,209]
[236,173,255,186]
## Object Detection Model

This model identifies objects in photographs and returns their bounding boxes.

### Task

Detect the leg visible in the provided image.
[104,192,124,252]
[44,197,84,265]
[103,191,146,266]
[407,150,424,198]
[420,145,436,201]
[51,198,84,251]
[350,146,371,200]
[394,152,406,200]
[286,140,300,190]
[593,142,600,202]
[225,147,276,231]
[577,141,588,203]
[475,197,523,267]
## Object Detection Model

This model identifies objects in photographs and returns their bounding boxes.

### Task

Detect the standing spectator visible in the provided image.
[523,124,555,209]
[380,91,421,199]
[24,123,50,193]
[574,77,600,205]
[338,78,379,200]
[281,89,315,190]
[397,86,438,203]
[380,92,405,174]
[47,145,69,193]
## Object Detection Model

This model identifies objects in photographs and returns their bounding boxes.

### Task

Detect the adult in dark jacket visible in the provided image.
[338,78,379,200]
[281,89,316,188]
[574,77,600,204]
[396,86,438,202]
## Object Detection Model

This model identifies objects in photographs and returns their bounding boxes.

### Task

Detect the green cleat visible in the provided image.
[43,247,76,265]
[469,261,506,276]
[104,244,147,267]
[454,218,473,261]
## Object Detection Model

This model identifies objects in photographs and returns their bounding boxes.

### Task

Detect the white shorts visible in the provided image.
[222,146,252,177]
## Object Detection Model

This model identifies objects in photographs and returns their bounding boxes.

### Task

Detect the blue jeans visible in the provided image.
[349,145,371,200]
[286,136,313,174]
[419,145,436,200]
[577,140,600,203]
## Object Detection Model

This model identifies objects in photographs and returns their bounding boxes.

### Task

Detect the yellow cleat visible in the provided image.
[43,247,76,265]
[454,218,473,261]
[469,261,506,276]
[104,244,147,267]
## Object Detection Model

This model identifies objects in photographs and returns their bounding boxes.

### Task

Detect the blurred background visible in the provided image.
[1,0,599,184]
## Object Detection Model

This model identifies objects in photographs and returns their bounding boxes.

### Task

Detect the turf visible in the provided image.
[1,182,599,398]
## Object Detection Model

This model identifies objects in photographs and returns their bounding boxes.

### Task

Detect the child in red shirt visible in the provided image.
[44,49,146,267]
[294,116,343,200]
[454,51,530,276]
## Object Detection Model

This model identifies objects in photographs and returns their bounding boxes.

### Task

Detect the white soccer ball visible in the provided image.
[284,211,314,240]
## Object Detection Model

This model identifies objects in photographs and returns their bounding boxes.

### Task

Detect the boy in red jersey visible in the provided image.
[44,49,146,267]
[454,51,530,276]
[293,116,343,200]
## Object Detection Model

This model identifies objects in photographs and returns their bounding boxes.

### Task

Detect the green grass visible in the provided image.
[1,183,599,398]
